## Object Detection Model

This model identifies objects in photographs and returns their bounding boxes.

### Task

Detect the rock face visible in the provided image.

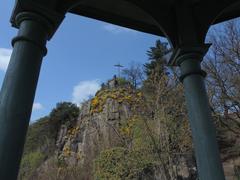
[52,87,240,180]
[56,87,139,179]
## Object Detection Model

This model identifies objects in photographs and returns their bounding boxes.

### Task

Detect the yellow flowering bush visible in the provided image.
[90,88,143,114]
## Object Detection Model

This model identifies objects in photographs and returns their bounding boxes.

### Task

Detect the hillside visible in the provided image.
[18,77,240,180]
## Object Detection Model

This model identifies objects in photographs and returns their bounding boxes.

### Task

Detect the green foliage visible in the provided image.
[23,102,79,156]
[17,33,240,179]
[144,40,170,78]
[22,157,86,180]
[116,77,130,86]
[49,102,79,138]
[94,147,154,180]
[19,102,80,179]
[23,117,52,154]
[19,151,44,179]
[50,102,79,125]
[143,40,172,101]
[94,115,180,180]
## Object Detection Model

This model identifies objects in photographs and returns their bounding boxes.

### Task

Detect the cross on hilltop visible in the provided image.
[114,63,124,78]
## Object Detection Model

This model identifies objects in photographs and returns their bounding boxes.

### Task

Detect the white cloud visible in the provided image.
[72,80,101,105]
[32,103,44,111]
[0,48,12,71]
[103,24,137,34]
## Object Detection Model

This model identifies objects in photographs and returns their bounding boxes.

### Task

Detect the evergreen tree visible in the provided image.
[144,39,170,81]
[49,102,80,139]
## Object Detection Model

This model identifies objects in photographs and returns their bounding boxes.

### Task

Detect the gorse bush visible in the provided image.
[94,147,155,180]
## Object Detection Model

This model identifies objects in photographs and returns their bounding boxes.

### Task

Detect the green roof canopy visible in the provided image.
[70,0,240,36]
[11,0,240,46]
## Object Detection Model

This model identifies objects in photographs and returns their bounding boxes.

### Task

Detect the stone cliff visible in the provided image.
[19,80,240,180]
[56,87,142,179]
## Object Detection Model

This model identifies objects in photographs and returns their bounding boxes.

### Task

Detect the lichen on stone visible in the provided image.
[90,88,143,114]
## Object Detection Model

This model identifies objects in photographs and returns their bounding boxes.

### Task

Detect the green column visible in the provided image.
[0,12,51,180]
[177,52,225,180]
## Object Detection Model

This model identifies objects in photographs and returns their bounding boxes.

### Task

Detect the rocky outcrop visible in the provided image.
[33,85,240,180]
[55,87,141,179]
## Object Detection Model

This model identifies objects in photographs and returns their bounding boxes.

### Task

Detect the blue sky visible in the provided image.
[0,1,162,121]
[1,1,237,122]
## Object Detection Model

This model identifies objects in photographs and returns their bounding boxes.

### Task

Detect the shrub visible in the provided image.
[19,151,45,179]
[94,147,154,180]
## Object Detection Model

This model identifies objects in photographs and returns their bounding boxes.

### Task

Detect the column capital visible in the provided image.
[168,44,211,66]
[10,0,65,40]
[11,12,51,56]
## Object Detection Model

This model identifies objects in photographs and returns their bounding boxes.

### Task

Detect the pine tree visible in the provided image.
[144,39,170,81]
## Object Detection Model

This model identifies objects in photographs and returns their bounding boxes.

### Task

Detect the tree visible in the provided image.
[122,61,144,88]
[142,40,194,179]
[203,20,240,133]
[202,20,240,162]
[20,102,80,179]
[143,40,173,105]
[49,102,80,139]
[144,39,170,81]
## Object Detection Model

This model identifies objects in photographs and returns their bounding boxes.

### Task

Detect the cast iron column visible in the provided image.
[0,12,52,179]
[176,49,225,180]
